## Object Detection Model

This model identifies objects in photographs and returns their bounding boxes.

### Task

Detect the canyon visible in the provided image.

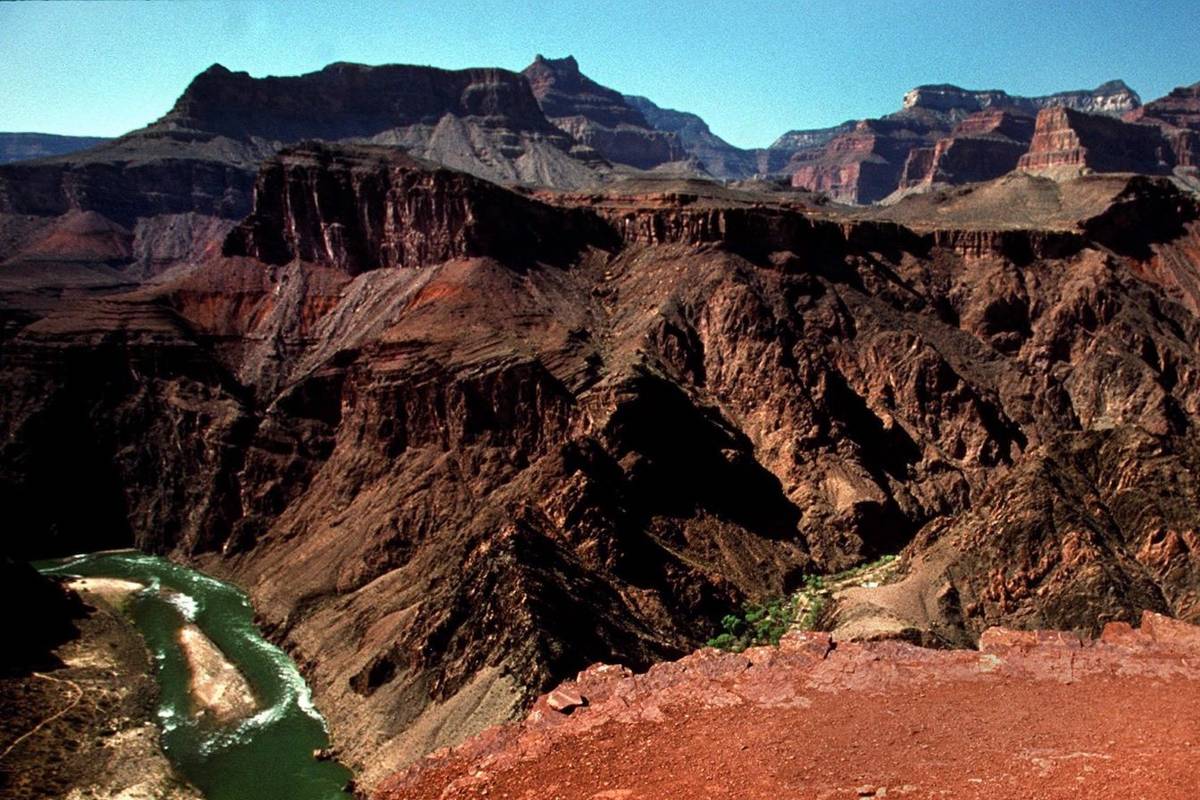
[3,56,1200,799]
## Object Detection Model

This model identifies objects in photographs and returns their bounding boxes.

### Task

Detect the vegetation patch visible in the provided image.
[706,555,899,652]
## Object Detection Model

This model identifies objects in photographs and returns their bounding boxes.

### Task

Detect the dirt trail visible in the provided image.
[380,613,1200,800]
[0,580,203,799]
[0,672,83,762]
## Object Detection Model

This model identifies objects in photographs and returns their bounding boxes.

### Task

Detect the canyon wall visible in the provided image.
[4,145,1200,786]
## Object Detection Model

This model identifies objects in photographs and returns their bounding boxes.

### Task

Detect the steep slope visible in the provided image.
[0,557,82,674]
[0,61,606,290]
[1127,81,1200,169]
[4,145,1200,790]
[622,95,807,179]
[0,61,601,218]
[769,121,858,153]
[523,56,684,170]
[788,114,947,203]
[897,109,1036,192]
[1017,106,1176,176]
[902,80,1141,118]
[151,62,601,187]
[622,94,761,178]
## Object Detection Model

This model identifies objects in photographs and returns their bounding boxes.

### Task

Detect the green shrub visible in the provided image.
[705,596,798,652]
[706,555,897,651]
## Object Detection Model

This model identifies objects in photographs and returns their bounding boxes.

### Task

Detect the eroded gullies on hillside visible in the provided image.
[38,551,352,800]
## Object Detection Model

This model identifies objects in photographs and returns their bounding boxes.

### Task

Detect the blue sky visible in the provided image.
[1,0,1198,148]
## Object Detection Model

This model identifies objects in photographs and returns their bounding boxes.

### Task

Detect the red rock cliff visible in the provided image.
[1017,106,1175,175]
[223,142,610,273]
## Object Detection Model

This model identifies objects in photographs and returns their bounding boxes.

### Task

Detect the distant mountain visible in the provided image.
[786,80,1151,203]
[1127,80,1200,169]
[0,132,110,164]
[522,55,684,170]
[622,94,758,178]
[769,121,858,152]
[622,94,808,179]
[0,61,610,282]
[901,79,1141,117]
[0,62,608,224]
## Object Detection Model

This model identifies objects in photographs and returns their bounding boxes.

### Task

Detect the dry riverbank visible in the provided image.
[0,578,203,800]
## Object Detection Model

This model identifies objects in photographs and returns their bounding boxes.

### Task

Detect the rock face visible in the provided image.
[624,95,814,179]
[902,80,1141,118]
[1130,81,1200,130]
[898,110,1035,190]
[622,95,761,178]
[769,121,858,153]
[223,143,610,274]
[0,133,111,165]
[1016,107,1175,175]
[788,115,947,203]
[0,60,611,292]
[522,56,683,170]
[0,557,82,674]
[5,144,1200,789]
[1127,81,1200,168]
[789,80,1148,204]
[0,61,600,226]
[155,62,601,187]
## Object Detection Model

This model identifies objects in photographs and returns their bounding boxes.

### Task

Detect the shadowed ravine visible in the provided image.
[36,552,353,800]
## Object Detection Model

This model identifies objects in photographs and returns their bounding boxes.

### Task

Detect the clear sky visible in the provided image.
[2,0,1198,149]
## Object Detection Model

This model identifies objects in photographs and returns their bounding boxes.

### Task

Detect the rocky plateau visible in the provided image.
[380,612,1200,799]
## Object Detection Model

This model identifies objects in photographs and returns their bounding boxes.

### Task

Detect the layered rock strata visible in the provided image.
[790,80,1149,203]
[522,56,683,170]
[902,80,1141,118]
[898,109,1035,190]
[1017,106,1176,175]
[4,145,1200,789]
[1127,81,1200,168]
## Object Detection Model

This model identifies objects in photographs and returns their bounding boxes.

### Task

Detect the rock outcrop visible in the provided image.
[379,614,1200,799]
[0,557,83,674]
[790,79,1149,203]
[898,109,1036,190]
[223,143,612,274]
[622,95,762,178]
[769,121,858,154]
[522,55,683,170]
[902,79,1141,118]
[1127,81,1200,168]
[0,60,613,292]
[623,95,828,179]
[788,115,946,203]
[0,62,602,227]
[1016,106,1175,176]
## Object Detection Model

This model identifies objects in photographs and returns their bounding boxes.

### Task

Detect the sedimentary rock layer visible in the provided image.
[4,146,1200,789]
[1017,106,1175,175]
[523,55,682,170]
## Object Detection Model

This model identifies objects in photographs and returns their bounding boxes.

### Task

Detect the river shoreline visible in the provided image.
[0,578,204,800]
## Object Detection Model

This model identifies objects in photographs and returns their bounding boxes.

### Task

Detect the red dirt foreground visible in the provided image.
[377,612,1200,800]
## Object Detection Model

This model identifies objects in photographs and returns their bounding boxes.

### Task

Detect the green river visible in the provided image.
[37,551,353,800]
